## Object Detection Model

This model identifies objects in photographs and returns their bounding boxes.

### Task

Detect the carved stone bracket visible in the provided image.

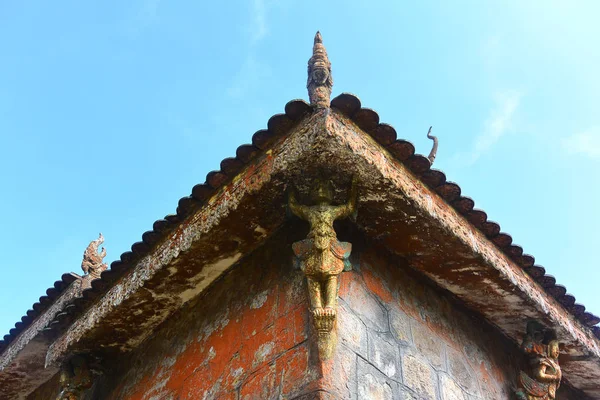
[289,177,357,359]
[56,355,93,400]
[515,321,562,400]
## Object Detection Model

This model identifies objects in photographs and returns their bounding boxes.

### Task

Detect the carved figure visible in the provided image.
[81,233,108,279]
[521,321,547,358]
[289,177,357,358]
[516,324,562,400]
[56,356,92,400]
[307,31,333,108]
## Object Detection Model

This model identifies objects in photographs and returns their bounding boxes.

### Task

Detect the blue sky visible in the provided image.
[1,1,599,337]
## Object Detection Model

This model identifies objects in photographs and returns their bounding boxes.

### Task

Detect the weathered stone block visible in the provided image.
[397,387,420,399]
[402,354,436,400]
[446,347,479,396]
[324,344,358,399]
[439,373,466,400]
[337,301,368,355]
[340,276,388,332]
[361,263,395,304]
[367,330,401,381]
[410,319,445,370]
[357,358,399,400]
[389,306,412,346]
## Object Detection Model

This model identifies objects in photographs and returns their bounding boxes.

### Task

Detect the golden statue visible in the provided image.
[56,356,92,400]
[289,177,357,359]
[516,339,562,400]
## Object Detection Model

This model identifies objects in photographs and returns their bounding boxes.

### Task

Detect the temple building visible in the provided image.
[1,33,600,399]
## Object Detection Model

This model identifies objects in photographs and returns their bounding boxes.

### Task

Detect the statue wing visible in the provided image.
[330,241,351,260]
[292,239,314,260]
[330,241,352,271]
[519,371,549,397]
[292,239,314,271]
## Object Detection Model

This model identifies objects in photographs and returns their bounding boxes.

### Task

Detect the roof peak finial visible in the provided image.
[307,31,333,108]
[315,31,323,44]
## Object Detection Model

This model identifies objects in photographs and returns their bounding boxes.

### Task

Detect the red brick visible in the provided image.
[241,288,278,340]
[277,343,310,396]
[177,367,214,399]
[240,323,277,372]
[277,273,308,317]
[205,316,243,380]
[164,341,211,391]
[240,363,278,400]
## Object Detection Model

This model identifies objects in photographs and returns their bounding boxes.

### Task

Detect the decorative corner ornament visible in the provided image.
[289,177,357,359]
[56,356,93,400]
[426,126,438,165]
[307,31,333,108]
[81,233,108,279]
[515,322,562,400]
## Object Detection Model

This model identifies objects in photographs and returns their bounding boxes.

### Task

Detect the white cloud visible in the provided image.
[459,91,522,165]
[564,127,600,158]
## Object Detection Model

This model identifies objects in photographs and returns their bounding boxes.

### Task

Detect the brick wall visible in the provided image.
[93,229,315,400]
[28,228,584,399]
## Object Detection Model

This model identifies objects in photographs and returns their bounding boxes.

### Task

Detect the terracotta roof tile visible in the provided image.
[0,273,80,352]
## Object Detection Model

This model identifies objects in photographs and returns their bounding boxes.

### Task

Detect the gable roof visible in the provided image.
[2,92,598,356]
[1,32,599,398]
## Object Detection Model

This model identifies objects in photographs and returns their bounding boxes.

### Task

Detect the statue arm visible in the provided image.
[535,364,559,382]
[289,190,309,220]
[334,176,358,219]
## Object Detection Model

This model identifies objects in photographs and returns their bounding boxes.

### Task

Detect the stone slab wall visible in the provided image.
[335,246,513,400]
[28,228,584,399]
[330,239,583,400]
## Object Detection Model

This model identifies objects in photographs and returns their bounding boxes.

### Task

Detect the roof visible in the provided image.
[1,32,599,398]
[2,92,598,355]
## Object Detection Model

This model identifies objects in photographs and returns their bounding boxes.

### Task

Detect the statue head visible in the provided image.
[525,320,545,342]
[310,179,334,205]
[548,340,560,359]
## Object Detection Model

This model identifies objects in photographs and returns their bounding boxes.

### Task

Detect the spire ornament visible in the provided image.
[307,31,333,108]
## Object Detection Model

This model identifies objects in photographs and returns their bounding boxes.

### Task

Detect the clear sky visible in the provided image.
[1,1,599,337]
